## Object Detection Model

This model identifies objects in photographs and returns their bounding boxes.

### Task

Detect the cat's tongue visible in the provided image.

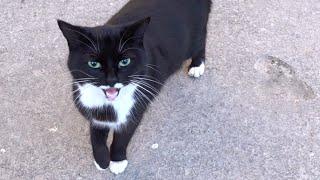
[105,88,119,100]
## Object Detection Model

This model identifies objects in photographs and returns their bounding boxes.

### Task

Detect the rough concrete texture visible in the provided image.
[1,0,320,179]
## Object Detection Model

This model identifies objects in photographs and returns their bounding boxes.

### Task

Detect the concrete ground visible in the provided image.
[1,0,320,179]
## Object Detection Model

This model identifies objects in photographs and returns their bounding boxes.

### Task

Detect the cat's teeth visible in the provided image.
[188,63,205,78]
[109,160,128,174]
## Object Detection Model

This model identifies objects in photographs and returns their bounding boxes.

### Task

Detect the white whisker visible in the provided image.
[131,80,160,94]
[131,81,164,109]
[121,47,141,53]
[64,27,99,53]
[133,89,148,108]
[129,75,164,86]
[73,77,97,81]
[95,33,100,54]
[118,28,129,52]
[145,64,158,67]
[133,85,153,105]
[75,39,98,54]
[120,35,142,51]
[129,74,161,81]
[145,64,161,74]
[63,80,90,88]
[70,70,94,78]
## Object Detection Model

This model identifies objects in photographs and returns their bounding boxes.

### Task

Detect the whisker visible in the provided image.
[129,74,161,81]
[75,39,97,54]
[63,79,98,89]
[73,77,97,80]
[63,27,99,53]
[145,65,161,74]
[71,82,98,101]
[63,80,90,88]
[119,35,143,51]
[69,70,94,78]
[95,33,100,54]
[133,80,166,109]
[131,80,160,94]
[129,75,164,86]
[127,110,139,126]
[131,81,164,109]
[69,81,96,97]
[118,28,129,52]
[145,64,158,67]
[132,88,148,108]
[70,88,81,97]
[85,53,97,57]
[121,47,141,53]
[73,91,83,102]
[53,69,94,78]
[132,84,153,105]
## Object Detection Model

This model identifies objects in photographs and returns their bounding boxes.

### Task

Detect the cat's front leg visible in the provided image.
[109,121,140,174]
[90,126,110,170]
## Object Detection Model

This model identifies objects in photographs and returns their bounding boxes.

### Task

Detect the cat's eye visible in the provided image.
[88,61,102,69]
[118,58,131,67]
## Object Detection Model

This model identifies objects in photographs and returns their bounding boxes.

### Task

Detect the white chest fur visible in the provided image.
[77,83,137,130]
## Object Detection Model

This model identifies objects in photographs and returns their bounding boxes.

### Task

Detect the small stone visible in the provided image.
[151,143,159,149]
[260,28,267,32]
[0,149,6,153]
[32,70,43,77]
[49,127,58,132]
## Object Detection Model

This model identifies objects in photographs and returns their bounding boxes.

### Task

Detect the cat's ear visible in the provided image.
[57,19,88,49]
[122,17,150,39]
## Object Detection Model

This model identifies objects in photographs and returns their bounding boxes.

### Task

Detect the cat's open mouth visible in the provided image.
[105,87,120,101]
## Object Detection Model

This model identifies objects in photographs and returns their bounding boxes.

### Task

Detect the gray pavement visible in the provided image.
[1,0,320,179]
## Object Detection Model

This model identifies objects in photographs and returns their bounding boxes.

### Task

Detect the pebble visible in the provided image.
[151,143,159,149]
[49,127,58,132]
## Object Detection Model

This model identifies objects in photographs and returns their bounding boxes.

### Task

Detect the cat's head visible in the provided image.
[58,18,150,110]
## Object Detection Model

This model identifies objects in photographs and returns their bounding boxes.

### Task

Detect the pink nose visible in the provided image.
[105,88,119,100]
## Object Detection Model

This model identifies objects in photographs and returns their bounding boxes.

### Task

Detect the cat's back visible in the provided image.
[108,0,211,73]
[108,0,211,47]
[108,0,211,26]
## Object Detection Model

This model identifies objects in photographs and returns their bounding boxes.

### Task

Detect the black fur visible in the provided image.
[58,0,211,170]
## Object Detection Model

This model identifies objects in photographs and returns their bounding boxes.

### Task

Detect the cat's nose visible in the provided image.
[107,70,118,86]
[107,80,117,87]
[107,77,117,86]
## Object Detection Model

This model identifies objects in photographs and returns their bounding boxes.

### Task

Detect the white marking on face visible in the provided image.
[188,62,205,78]
[79,84,106,108]
[99,85,111,90]
[109,160,128,174]
[114,83,124,89]
[94,161,107,171]
[78,83,137,130]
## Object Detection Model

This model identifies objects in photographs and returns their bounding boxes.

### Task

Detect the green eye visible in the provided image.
[88,61,101,69]
[119,58,131,67]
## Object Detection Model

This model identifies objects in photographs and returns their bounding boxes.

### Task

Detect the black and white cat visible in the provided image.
[58,0,211,174]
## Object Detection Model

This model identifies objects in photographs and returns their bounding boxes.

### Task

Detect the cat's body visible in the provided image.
[58,0,211,174]
[108,0,211,78]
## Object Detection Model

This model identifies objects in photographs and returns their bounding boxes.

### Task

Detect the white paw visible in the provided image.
[188,63,205,78]
[94,161,107,171]
[109,160,128,174]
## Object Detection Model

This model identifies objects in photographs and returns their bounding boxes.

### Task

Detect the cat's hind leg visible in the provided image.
[188,48,206,78]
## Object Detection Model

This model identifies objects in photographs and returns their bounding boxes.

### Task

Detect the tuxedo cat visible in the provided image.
[58,0,211,174]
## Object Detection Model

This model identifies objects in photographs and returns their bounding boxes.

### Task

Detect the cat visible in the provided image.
[58,0,211,174]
